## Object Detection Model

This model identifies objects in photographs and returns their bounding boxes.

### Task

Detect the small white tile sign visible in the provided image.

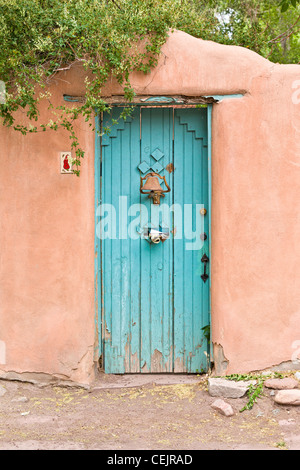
[60,152,74,174]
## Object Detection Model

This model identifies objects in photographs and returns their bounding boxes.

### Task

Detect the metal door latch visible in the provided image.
[201,254,209,283]
[136,224,169,244]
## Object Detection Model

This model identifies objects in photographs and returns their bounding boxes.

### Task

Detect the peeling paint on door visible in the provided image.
[98,106,210,373]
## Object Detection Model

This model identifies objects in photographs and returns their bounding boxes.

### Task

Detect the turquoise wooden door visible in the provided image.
[98,106,209,373]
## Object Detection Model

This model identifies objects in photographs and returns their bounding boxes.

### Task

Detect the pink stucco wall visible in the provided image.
[0,30,299,383]
[0,83,96,384]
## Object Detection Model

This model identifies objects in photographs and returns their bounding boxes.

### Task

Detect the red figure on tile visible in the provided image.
[63,155,70,171]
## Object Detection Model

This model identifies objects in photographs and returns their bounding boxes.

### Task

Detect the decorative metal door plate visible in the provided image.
[138,147,165,174]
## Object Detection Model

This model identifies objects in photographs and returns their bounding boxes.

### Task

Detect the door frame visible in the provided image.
[94,99,213,370]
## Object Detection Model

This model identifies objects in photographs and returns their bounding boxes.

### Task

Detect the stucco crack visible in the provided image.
[212,343,229,376]
[69,345,95,385]
[132,51,168,92]
[267,359,300,372]
[0,370,70,386]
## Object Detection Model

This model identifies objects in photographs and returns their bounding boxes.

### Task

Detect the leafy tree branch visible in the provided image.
[0,0,299,175]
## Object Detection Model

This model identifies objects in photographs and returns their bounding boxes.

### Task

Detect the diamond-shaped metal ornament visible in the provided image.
[151,148,164,161]
[138,161,150,173]
[151,162,164,173]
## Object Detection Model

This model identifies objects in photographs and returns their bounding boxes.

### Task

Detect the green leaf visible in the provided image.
[281,2,289,12]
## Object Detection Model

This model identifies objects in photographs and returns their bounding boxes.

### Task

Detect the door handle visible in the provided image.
[201,254,209,283]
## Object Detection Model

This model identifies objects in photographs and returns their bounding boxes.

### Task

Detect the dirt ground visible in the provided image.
[0,373,299,451]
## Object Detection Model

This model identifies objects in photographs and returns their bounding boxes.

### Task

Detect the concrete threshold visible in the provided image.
[92,373,204,390]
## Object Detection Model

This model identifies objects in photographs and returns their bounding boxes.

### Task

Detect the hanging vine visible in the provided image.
[0,0,299,175]
[0,0,219,175]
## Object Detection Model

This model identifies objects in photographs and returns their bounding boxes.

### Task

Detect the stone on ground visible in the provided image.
[11,396,29,403]
[264,378,299,390]
[274,389,300,406]
[211,399,234,417]
[0,385,6,397]
[208,378,256,398]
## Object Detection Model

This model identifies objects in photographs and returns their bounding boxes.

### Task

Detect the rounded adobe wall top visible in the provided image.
[122,30,273,97]
[54,30,295,99]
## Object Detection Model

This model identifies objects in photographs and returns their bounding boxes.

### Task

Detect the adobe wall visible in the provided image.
[0,30,299,384]
[0,81,96,385]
